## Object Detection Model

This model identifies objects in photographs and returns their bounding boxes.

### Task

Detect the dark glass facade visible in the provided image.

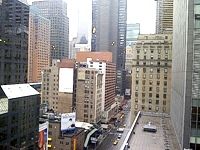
[0,0,29,85]
[91,0,127,95]
[0,90,40,149]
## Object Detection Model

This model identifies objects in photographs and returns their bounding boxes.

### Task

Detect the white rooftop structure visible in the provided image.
[1,84,39,99]
[75,121,93,130]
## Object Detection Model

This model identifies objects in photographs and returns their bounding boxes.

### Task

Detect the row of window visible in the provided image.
[136,67,168,73]
[136,55,169,60]
[135,86,168,92]
[135,104,167,112]
[135,92,167,99]
[135,80,168,86]
[135,98,167,105]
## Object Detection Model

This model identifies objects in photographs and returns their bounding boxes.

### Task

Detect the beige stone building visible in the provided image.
[75,67,103,123]
[41,59,75,113]
[155,0,173,34]
[28,6,50,82]
[131,34,172,120]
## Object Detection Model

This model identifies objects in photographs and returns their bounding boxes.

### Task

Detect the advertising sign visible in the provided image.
[59,68,74,93]
[61,113,76,131]
[38,128,48,150]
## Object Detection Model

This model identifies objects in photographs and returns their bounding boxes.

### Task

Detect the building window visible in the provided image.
[137,55,139,59]
[157,68,160,73]
[142,93,145,98]
[149,87,152,91]
[164,74,167,80]
[156,94,159,98]
[150,68,153,72]
[143,68,146,73]
[163,107,166,112]
[163,101,166,105]
[157,81,160,86]
[156,87,159,92]
[149,106,152,110]
[156,100,159,105]
[150,61,153,65]
[149,93,152,97]
[135,86,138,91]
[142,105,145,110]
[142,99,145,103]
[163,94,167,99]
[157,74,160,79]
[136,80,139,84]
[135,98,138,102]
[136,73,139,78]
[143,74,146,79]
[164,87,167,93]
[142,80,146,85]
[135,92,138,97]
[150,55,153,59]
[149,99,152,104]
[149,80,153,85]
[164,68,168,73]
[142,86,145,91]
[137,61,139,65]
[136,68,139,72]
[149,74,153,79]
[135,104,138,109]
[164,81,167,86]
[155,106,159,111]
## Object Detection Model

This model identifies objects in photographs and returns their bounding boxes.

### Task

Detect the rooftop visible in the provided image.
[129,114,180,150]
[1,84,39,99]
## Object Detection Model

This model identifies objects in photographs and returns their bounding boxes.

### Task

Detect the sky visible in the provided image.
[27,0,156,40]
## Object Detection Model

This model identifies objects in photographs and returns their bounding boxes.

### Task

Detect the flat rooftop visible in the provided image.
[129,114,180,150]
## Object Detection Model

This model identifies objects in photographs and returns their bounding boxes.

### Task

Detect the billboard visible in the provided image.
[38,128,48,150]
[61,113,76,131]
[59,68,74,93]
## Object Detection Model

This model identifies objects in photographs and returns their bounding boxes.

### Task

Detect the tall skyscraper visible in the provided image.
[32,0,69,60]
[171,0,200,149]
[155,0,173,33]
[0,0,29,85]
[91,0,127,95]
[28,6,50,83]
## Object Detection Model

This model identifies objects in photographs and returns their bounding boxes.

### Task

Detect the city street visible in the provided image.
[97,100,131,150]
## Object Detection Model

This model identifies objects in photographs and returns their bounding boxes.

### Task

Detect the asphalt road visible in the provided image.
[97,100,131,150]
